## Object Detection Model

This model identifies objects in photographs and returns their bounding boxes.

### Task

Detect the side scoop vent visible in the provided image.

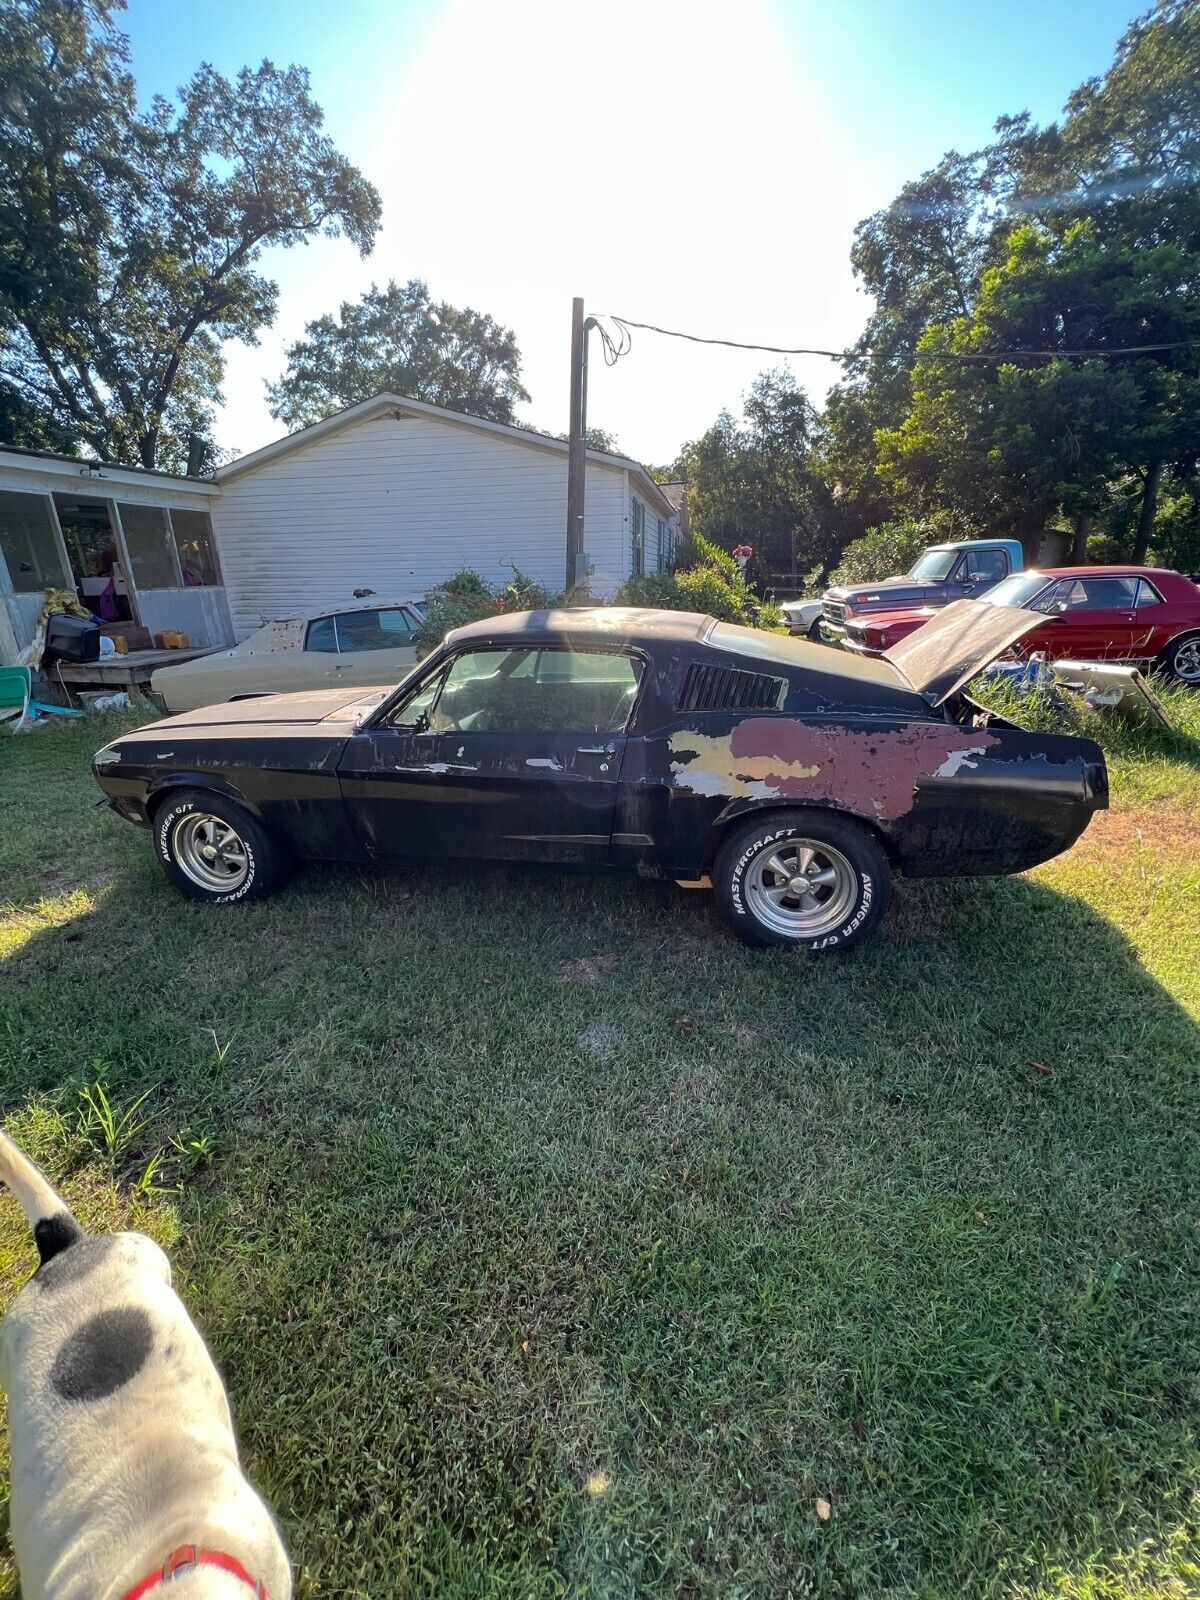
[676,662,788,714]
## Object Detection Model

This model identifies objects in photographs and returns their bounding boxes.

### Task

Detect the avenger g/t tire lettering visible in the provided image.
[152,789,288,905]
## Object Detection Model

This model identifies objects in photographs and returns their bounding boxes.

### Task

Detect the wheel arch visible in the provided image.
[145,773,264,825]
[1158,626,1200,669]
[701,798,898,873]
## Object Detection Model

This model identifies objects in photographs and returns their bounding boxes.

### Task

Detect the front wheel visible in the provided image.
[152,789,289,905]
[1158,631,1200,686]
[807,617,824,643]
[712,810,891,951]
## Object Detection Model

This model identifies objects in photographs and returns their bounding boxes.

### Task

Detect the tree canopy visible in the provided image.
[266,279,530,430]
[0,0,380,469]
[805,0,1200,577]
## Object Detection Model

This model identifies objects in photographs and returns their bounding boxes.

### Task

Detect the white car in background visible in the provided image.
[778,597,825,640]
[151,598,426,714]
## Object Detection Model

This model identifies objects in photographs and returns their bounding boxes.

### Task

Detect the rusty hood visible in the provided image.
[882,598,1043,705]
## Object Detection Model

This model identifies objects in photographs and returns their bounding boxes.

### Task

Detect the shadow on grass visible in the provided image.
[2,847,1198,1599]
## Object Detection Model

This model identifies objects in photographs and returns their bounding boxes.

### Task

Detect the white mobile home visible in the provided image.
[211,393,678,638]
[0,393,678,660]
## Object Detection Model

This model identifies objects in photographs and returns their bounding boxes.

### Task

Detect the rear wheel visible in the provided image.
[152,789,289,905]
[712,810,891,951]
[1158,631,1200,685]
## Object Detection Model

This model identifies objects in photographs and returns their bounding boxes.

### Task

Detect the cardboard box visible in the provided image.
[154,630,190,649]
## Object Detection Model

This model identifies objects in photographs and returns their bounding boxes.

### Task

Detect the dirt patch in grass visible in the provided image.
[1069,802,1200,861]
[555,953,618,985]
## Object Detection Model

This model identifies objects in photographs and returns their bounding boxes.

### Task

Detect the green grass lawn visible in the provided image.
[1,696,1198,1599]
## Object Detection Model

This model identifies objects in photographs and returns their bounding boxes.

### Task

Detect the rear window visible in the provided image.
[706,621,915,694]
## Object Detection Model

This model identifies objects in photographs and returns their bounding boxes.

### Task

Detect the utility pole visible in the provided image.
[565,296,593,594]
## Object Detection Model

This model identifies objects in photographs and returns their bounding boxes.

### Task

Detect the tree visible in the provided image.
[266,279,530,429]
[677,370,835,583]
[0,0,380,469]
[841,0,1200,564]
[981,0,1200,547]
[850,151,993,372]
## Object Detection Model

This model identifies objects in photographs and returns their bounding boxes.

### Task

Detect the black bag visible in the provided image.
[44,613,101,664]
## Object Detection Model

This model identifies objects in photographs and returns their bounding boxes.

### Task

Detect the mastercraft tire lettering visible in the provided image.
[713,810,891,951]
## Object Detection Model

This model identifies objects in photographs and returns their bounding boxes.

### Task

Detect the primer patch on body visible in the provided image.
[50,1306,153,1402]
[668,721,1001,820]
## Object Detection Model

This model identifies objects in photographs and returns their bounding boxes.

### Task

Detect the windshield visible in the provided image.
[907,549,958,582]
[978,572,1047,609]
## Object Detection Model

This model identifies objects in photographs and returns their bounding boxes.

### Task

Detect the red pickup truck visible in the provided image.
[841,566,1200,684]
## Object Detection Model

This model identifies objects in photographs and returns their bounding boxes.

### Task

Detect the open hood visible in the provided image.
[883,598,1043,705]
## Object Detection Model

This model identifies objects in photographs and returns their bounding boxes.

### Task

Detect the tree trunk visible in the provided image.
[1070,511,1092,564]
[1133,460,1162,563]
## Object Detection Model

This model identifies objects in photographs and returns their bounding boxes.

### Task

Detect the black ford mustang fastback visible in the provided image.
[92,601,1107,951]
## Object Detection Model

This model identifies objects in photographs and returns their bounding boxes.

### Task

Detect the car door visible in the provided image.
[1038,575,1144,659]
[1128,576,1171,657]
[336,644,644,864]
[328,605,422,690]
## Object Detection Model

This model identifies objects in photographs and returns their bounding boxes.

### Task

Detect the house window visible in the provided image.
[0,490,69,593]
[656,518,666,573]
[169,508,220,587]
[118,503,179,589]
[631,499,645,576]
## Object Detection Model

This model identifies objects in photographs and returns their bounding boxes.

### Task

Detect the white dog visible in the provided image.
[0,1129,292,1600]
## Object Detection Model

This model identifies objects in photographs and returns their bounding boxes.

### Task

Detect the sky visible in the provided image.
[121,0,1141,468]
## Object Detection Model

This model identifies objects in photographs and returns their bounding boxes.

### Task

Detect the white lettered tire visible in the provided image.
[152,789,288,905]
[713,809,891,950]
[1158,631,1200,686]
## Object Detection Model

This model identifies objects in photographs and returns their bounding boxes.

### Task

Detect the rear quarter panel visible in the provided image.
[618,710,1104,879]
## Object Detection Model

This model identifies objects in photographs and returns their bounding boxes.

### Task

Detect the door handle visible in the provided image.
[576,744,616,754]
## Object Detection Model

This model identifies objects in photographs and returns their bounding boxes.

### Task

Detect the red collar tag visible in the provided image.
[119,1543,267,1600]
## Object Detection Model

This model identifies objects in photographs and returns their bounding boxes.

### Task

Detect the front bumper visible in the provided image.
[839,634,884,656]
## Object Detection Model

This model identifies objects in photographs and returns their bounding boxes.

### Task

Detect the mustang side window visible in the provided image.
[1060,576,1140,610]
[430,647,641,734]
[390,666,449,729]
[1134,579,1164,608]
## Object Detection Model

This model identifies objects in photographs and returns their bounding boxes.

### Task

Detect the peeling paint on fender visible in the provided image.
[668,719,1001,820]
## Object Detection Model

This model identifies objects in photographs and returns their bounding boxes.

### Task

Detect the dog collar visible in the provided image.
[119,1543,267,1599]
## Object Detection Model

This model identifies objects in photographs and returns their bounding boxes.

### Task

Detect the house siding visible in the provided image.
[213,412,632,637]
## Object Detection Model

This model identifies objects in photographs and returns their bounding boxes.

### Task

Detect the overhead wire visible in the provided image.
[594,314,1200,366]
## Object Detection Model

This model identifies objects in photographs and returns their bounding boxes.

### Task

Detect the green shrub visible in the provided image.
[829,520,941,586]
[675,564,749,622]
[436,569,492,600]
[414,568,565,656]
[613,572,685,609]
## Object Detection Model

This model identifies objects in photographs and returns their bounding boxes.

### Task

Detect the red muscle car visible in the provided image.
[842,566,1200,684]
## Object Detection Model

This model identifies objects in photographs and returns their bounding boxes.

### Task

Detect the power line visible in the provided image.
[598,314,1200,365]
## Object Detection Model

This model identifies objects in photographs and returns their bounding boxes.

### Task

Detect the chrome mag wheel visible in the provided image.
[172,812,251,893]
[743,838,858,939]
